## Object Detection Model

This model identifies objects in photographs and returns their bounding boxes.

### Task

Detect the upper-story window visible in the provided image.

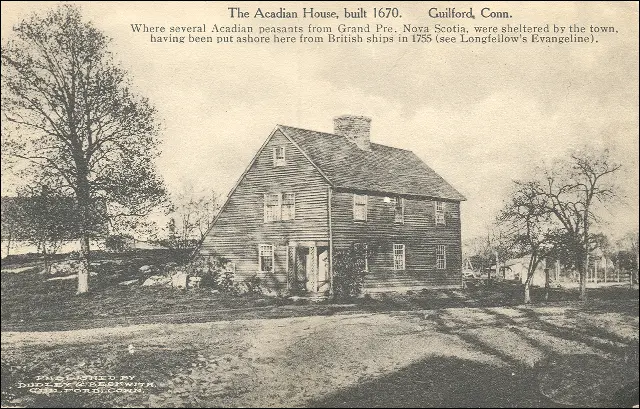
[281,193,295,220]
[435,201,446,226]
[394,197,405,223]
[436,245,446,269]
[264,193,280,222]
[353,194,367,221]
[274,146,286,167]
[264,193,295,222]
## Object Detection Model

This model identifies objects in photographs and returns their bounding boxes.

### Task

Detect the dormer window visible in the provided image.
[274,146,286,167]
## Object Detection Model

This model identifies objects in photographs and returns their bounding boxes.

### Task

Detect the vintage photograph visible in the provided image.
[1,1,638,407]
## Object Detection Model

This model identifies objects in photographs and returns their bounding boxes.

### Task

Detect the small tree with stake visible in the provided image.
[499,181,556,304]
[2,5,167,293]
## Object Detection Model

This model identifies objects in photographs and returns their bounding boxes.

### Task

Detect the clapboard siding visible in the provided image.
[331,189,462,290]
[199,129,329,287]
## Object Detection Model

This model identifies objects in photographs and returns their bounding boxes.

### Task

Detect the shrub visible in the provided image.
[332,243,373,299]
[104,234,134,253]
[243,275,263,295]
[183,255,235,293]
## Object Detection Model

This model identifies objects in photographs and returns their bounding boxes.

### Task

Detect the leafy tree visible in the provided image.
[16,186,81,273]
[2,5,166,293]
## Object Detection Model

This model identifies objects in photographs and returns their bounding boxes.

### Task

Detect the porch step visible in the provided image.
[288,293,329,303]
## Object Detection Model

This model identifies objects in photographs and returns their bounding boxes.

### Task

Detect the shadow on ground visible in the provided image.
[310,355,555,408]
[311,303,639,409]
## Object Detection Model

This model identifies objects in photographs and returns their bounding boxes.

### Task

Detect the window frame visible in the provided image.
[264,193,281,222]
[273,146,286,167]
[436,245,446,269]
[353,193,368,221]
[435,201,446,226]
[259,244,275,273]
[281,193,295,221]
[393,243,405,271]
[263,192,296,222]
[394,197,405,224]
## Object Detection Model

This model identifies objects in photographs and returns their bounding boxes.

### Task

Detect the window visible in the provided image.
[264,192,295,222]
[282,193,295,220]
[274,146,286,167]
[264,193,280,222]
[353,194,367,221]
[394,197,405,223]
[435,201,446,226]
[259,244,274,272]
[393,244,405,271]
[437,245,446,269]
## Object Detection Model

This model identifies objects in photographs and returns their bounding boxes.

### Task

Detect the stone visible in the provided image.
[119,279,138,286]
[188,276,202,289]
[142,275,171,287]
[48,260,82,276]
[171,272,188,289]
[139,265,154,273]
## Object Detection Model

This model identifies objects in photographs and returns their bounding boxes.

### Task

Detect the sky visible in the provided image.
[1,1,638,242]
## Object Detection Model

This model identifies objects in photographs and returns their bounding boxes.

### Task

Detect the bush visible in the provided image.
[105,234,134,252]
[183,255,235,293]
[242,275,263,295]
[332,244,372,299]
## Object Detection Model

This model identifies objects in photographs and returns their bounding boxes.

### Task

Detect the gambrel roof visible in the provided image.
[278,125,466,201]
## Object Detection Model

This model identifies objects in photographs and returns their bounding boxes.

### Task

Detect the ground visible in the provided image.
[1,252,638,407]
[2,300,638,408]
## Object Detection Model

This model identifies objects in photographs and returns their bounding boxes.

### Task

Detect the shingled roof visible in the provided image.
[278,125,466,201]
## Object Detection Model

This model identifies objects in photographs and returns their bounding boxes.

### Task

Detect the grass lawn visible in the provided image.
[2,249,638,331]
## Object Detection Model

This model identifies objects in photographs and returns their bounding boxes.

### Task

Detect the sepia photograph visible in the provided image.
[1,1,638,407]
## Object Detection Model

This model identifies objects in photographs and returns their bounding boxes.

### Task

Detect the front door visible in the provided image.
[288,245,324,294]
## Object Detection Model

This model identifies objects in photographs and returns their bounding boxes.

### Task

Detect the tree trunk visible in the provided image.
[76,166,91,295]
[43,247,51,275]
[524,280,531,304]
[5,232,11,258]
[77,235,90,294]
[579,253,588,301]
[544,267,550,301]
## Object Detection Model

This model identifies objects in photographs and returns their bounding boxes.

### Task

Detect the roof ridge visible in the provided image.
[278,124,414,153]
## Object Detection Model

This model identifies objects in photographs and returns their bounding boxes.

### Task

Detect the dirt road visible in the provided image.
[2,302,638,407]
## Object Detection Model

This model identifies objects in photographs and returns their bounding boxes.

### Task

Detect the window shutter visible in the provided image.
[263,193,268,223]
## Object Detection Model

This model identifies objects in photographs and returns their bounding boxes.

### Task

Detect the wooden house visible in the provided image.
[196,115,466,294]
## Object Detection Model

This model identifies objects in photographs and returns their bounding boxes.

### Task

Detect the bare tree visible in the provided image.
[530,149,621,300]
[499,181,555,303]
[1,5,166,293]
[168,184,220,248]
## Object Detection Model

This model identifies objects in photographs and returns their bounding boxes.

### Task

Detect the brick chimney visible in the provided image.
[333,115,371,151]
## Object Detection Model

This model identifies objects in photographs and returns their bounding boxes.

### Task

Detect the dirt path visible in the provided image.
[3,303,638,407]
